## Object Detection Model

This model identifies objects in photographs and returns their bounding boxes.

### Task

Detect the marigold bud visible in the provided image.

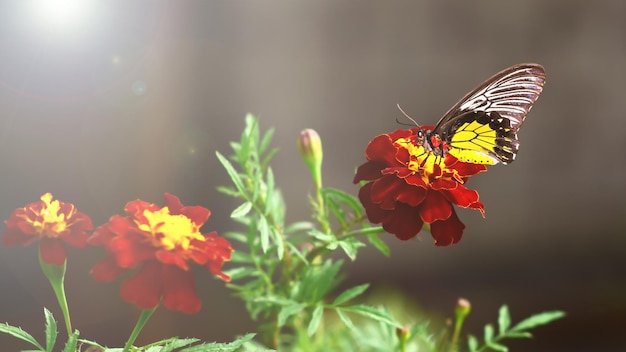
[455,297,472,319]
[297,128,323,189]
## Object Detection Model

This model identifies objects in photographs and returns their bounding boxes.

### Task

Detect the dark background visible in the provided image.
[1,1,624,351]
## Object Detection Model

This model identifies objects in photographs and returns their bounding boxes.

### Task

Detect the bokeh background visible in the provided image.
[1,1,624,351]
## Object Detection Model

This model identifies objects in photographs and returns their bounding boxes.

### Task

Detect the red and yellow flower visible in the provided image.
[2,193,92,264]
[354,128,486,246]
[89,193,233,314]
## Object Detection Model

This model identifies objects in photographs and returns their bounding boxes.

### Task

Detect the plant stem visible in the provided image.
[38,252,72,336]
[123,307,158,352]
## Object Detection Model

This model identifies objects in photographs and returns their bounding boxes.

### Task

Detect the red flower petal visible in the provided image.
[382,203,424,241]
[91,257,124,282]
[420,191,452,223]
[161,265,202,314]
[120,261,162,310]
[430,210,465,246]
[442,186,482,209]
[353,160,386,183]
[364,134,401,165]
[371,175,406,210]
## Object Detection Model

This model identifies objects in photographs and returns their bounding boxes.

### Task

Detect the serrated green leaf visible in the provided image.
[484,324,494,343]
[180,333,256,352]
[467,334,479,352]
[216,152,247,196]
[335,308,356,331]
[341,305,401,328]
[160,337,199,351]
[231,202,253,218]
[332,284,369,306]
[277,303,307,327]
[367,233,390,257]
[61,330,79,352]
[308,306,324,336]
[43,308,57,352]
[258,216,270,253]
[498,305,511,334]
[511,311,565,332]
[0,323,44,349]
[486,342,508,352]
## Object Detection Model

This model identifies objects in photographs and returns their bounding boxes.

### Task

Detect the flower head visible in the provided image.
[353,128,486,246]
[3,193,93,265]
[89,193,233,314]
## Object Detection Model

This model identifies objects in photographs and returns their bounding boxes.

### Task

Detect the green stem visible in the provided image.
[38,252,72,336]
[123,307,158,352]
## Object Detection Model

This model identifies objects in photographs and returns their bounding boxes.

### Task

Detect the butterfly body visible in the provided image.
[413,63,546,165]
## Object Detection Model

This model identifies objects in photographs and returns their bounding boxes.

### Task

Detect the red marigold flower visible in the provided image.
[2,193,92,265]
[354,128,487,246]
[89,193,233,314]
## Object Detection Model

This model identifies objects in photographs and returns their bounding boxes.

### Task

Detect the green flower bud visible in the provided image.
[298,129,323,189]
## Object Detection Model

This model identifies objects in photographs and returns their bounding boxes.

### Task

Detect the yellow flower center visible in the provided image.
[29,193,71,238]
[395,137,461,184]
[137,207,204,251]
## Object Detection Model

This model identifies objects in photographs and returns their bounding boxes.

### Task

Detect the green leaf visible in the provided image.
[467,334,479,352]
[296,260,343,302]
[222,266,259,281]
[341,305,401,328]
[44,308,57,352]
[502,332,533,339]
[510,311,565,332]
[216,151,247,196]
[261,147,279,172]
[484,324,494,343]
[498,305,511,334]
[0,322,44,350]
[157,338,199,351]
[332,284,369,306]
[335,308,356,331]
[322,188,363,217]
[264,167,275,215]
[271,227,285,261]
[231,202,253,218]
[338,238,365,261]
[61,330,79,352]
[308,305,324,336]
[277,303,307,327]
[258,215,270,253]
[180,333,256,352]
[229,251,253,263]
[284,222,315,235]
[486,342,508,352]
[259,127,275,157]
[367,233,390,257]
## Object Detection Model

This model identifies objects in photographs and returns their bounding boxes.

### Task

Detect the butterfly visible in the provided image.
[410,63,546,165]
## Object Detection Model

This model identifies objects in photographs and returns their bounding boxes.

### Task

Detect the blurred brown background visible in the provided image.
[0,1,624,351]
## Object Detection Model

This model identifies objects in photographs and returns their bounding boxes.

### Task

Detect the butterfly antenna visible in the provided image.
[396,103,420,128]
